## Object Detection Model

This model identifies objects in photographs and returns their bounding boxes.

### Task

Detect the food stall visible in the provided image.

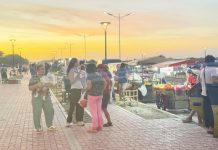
[153,83,175,110]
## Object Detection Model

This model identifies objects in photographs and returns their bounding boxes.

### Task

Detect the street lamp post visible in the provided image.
[104,12,133,60]
[19,48,22,65]
[10,39,16,68]
[100,22,110,61]
[75,34,90,62]
[69,43,72,57]
[65,42,73,58]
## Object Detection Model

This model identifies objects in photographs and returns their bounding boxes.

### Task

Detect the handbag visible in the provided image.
[78,91,87,108]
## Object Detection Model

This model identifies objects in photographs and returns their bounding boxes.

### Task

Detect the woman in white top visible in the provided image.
[66,58,85,127]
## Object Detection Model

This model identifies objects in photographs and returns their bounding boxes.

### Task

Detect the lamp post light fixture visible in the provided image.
[10,39,16,68]
[104,12,133,60]
[100,22,110,61]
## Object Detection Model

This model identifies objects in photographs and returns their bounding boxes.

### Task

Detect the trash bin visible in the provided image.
[145,85,153,100]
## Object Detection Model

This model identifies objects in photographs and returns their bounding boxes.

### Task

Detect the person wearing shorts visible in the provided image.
[117,63,128,100]
[97,64,113,127]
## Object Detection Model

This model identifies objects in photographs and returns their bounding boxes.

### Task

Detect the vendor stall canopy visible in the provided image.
[137,55,172,66]
[152,59,196,68]
[102,59,121,64]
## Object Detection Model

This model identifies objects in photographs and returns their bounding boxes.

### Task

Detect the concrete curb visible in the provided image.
[141,102,181,118]
[50,90,82,150]
[114,100,181,121]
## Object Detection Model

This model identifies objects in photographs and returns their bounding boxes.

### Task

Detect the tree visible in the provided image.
[0,54,29,66]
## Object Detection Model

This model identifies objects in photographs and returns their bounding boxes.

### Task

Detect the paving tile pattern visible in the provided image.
[0,77,71,150]
[0,75,218,150]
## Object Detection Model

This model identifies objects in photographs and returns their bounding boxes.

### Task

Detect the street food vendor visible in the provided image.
[187,69,197,87]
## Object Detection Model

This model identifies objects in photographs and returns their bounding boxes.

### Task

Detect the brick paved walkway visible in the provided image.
[0,75,218,150]
[0,76,75,150]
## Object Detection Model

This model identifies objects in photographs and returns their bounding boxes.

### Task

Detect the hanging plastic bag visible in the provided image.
[78,91,87,108]
[138,85,147,96]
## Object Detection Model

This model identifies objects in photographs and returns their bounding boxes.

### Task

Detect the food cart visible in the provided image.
[154,84,175,110]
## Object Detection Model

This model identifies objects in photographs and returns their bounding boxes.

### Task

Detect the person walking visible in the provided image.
[182,69,202,124]
[86,63,106,133]
[66,58,84,127]
[97,64,113,127]
[29,64,56,132]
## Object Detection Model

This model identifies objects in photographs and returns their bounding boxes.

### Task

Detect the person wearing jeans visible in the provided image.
[200,55,217,134]
[67,89,84,124]
[66,58,84,127]
[88,95,103,131]
[86,63,105,133]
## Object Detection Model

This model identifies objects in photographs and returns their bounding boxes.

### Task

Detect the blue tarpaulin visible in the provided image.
[102,59,121,64]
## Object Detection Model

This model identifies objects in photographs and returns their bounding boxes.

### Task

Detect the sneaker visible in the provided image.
[103,122,113,127]
[97,127,103,131]
[66,122,73,127]
[76,121,85,126]
[48,126,56,131]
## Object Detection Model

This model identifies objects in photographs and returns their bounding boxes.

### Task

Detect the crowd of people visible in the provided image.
[0,64,28,83]
[28,58,129,133]
[28,55,218,136]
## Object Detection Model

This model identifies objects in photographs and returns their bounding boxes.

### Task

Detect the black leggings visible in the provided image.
[67,89,84,123]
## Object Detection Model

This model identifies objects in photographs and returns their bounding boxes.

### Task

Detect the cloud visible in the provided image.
[0,3,115,36]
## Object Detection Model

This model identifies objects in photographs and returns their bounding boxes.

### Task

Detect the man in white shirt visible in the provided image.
[200,55,217,134]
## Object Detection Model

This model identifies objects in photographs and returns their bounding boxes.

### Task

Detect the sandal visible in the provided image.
[103,122,113,127]
[35,128,43,133]
[207,129,214,134]
[87,128,98,133]
[48,126,56,131]
[97,127,103,131]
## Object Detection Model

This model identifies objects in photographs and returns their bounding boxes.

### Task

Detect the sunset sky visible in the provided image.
[0,0,218,61]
